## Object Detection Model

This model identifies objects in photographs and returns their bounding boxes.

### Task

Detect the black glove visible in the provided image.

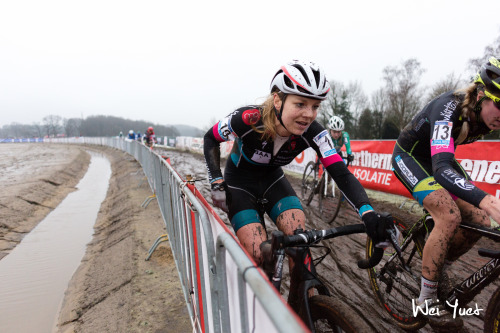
[362,211,395,248]
[211,181,229,213]
[347,154,354,162]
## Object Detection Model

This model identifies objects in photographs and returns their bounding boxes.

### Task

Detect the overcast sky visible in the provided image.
[1,0,499,131]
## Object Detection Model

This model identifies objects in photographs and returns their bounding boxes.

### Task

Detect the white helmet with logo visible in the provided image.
[328,116,344,131]
[270,60,330,100]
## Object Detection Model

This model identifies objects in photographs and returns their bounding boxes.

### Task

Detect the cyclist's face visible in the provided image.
[330,130,342,139]
[274,94,321,136]
[479,92,500,130]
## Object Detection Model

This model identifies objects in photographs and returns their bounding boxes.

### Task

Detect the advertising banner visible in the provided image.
[180,136,499,200]
[286,140,500,199]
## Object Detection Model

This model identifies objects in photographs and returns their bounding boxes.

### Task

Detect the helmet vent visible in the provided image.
[292,64,311,86]
[488,70,499,81]
[271,70,283,85]
[312,69,321,88]
[297,86,312,95]
[284,76,294,89]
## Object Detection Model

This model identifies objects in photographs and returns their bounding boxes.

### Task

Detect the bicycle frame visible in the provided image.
[261,232,330,328]
[405,215,500,308]
[261,224,370,332]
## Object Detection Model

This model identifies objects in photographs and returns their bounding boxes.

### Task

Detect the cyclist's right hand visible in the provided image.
[362,211,397,248]
[211,181,229,213]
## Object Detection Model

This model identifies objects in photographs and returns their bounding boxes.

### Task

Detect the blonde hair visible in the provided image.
[454,83,481,144]
[255,92,285,141]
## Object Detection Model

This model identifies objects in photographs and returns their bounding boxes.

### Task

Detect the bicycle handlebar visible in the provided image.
[282,224,365,247]
[272,223,384,269]
[358,223,403,269]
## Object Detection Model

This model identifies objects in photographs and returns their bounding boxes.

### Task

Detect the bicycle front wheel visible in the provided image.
[318,178,342,224]
[366,215,427,331]
[485,286,500,333]
[300,295,372,333]
[301,161,317,206]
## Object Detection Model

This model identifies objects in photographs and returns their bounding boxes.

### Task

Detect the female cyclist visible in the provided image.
[203,60,392,308]
[391,56,500,329]
[328,115,354,163]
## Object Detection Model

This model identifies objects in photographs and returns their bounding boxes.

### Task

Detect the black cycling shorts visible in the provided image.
[392,143,471,205]
[224,159,303,232]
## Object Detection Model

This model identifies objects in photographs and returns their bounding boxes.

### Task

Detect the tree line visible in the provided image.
[0,115,180,139]
[316,32,500,140]
[2,32,499,141]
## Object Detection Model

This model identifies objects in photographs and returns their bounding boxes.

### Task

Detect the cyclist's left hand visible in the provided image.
[362,211,398,248]
[347,154,354,162]
[211,181,229,213]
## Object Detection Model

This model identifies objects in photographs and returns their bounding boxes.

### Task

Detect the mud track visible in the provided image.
[162,148,499,333]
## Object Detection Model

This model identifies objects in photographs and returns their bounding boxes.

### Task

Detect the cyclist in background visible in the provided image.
[127,130,135,140]
[328,116,354,164]
[143,126,156,147]
[203,59,394,309]
[391,56,500,329]
[136,131,142,141]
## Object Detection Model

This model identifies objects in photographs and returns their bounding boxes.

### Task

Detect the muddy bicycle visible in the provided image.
[300,155,351,224]
[364,212,500,331]
[259,217,392,333]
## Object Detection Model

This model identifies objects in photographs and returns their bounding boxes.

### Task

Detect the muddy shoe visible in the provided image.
[414,298,463,330]
[437,271,454,300]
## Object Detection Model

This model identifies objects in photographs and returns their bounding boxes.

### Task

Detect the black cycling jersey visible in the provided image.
[394,91,491,207]
[204,106,371,213]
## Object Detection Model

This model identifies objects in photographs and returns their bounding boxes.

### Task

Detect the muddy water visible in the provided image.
[0,153,111,333]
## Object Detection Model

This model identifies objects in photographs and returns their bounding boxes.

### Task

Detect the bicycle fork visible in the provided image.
[287,246,329,328]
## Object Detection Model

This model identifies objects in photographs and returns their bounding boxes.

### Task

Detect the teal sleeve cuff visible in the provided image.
[358,204,373,217]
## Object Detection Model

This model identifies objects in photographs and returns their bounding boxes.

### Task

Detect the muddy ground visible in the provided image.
[1,143,190,333]
[160,148,499,333]
[1,143,497,332]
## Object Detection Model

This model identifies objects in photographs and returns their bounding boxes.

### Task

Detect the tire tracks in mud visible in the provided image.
[165,148,497,333]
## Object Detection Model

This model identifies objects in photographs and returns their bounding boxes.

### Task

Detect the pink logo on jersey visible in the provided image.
[242,109,261,125]
[430,137,455,156]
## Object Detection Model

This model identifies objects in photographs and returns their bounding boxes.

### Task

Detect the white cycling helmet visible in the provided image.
[328,116,344,131]
[129,130,134,134]
[270,60,330,100]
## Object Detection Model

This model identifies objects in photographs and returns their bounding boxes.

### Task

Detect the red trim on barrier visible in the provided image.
[190,207,205,332]
[161,156,171,164]
[186,183,311,331]
[187,183,236,237]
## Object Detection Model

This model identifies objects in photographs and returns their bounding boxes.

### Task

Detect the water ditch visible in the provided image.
[0,152,111,333]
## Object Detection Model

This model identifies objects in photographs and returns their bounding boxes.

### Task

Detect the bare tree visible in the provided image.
[33,122,44,138]
[43,115,62,137]
[319,81,356,133]
[370,88,388,138]
[345,81,368,126]
[63,118,82,137]
[426,72,465,103]
[382,58,426,131]
[467,29,500,76]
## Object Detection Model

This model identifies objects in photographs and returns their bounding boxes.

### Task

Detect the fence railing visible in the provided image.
[46,137,308,333]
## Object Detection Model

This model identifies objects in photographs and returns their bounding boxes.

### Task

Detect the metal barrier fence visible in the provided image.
[46,137,307,333]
